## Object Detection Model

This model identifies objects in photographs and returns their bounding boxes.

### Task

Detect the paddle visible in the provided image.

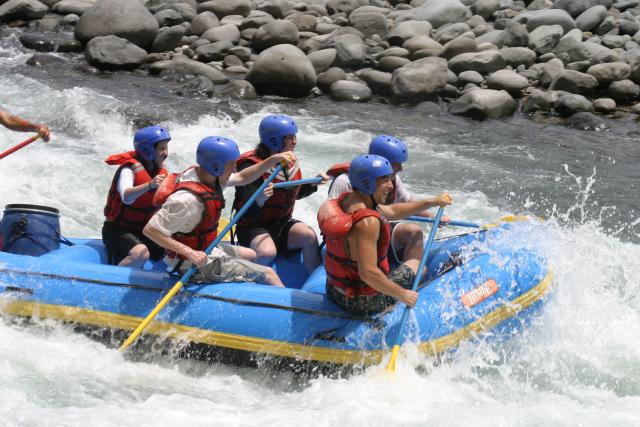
[0,135,40,160]
[386,206,445,372]
[406,215,479,229]
[272,176,323,189]
[118,163,285,352]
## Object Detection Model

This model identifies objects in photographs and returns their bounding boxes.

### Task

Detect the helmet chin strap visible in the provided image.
[369,194,378,210]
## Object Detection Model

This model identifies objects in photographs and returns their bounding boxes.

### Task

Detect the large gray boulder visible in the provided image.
[201,24,241,43]
[75,0,158,48]
[448,50,506,74]
[197,0,250,18]
[587,62,631,85]
[307,49,337,74]
[553,92,593,116]
[150,25,186,53]
[513,9,576,33]
[486,69,529,96]
[85,35,147,69]
[330,80,372,102]
[0,0,48,22]
[415,0,471,29]
[320,33,366,68]
[52,0,96,16]
[522,89,556,113]
[246,44,317,97]
[349,11,388,39]
[387,21,433,46]
[500,47,537,68]
[575,5,607,31]
[449,88,517,119]
[550,70,598,95]
[552,0,590,18]
[195,40,233,62]
[317,67,346,92]
[440,37,476,60]
[503,21,529,47]
[252,20,299,52]
[389,56,448,103]
[191,11,219,36]
[433,23,471,44]
[566,112,609,132]
[528,24,564,54]
[608,79,640,103]
[256,0,291,19]
[327,0,369,15]
[356,68,392,96]
[539,57,565,87]
[219,80,257,99]
[471,0,500,20]
[403,35,443,55]
[149,57,230,84]
[554,37,592,64]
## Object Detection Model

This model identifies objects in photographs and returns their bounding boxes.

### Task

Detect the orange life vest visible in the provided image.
[232,150,302,227]
[154,167,225,260]
[318,192,391,298]
[103,151,167,232]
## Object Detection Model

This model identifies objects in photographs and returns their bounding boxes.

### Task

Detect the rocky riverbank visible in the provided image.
[3,0,640,127]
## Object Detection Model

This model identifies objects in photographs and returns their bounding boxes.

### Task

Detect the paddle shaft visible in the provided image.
[387,207,444,371]
[406,215,478,229]
[0,135,40,160]
[272,176,323,189]
[119,163,285,352]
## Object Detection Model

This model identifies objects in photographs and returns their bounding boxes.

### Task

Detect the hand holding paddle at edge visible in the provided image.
[0,109,50,141]
[0,109,51,160]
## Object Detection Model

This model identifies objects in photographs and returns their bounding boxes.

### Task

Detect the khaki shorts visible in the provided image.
[176,242,272,284]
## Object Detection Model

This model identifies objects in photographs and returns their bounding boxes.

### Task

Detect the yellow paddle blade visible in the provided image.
[386,345,401,372]
[217,217,232,241]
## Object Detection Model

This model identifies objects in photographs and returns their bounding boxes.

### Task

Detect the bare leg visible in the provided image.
[249,232,277,266]
[287,222,321,273]
[263,267,284,287]
[118,244,149,268]
[231,245,258,263]
[392,223,424,263]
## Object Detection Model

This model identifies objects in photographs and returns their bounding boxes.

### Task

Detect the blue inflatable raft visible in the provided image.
[0,205,552,369]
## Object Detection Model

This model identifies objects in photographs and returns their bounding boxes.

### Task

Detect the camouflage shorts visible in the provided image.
[178,243,272,284]
[327,264,416,316]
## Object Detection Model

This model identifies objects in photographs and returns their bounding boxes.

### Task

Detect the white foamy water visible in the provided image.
[1,72,639,426]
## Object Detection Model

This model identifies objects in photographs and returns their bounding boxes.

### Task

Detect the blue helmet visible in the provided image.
[348,154,394,195]
[368,135,408,164]
[196,136,240,177]
[133,126,171,162]
[259,114,297,153]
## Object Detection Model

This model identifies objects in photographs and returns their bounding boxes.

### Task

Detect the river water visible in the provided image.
[1,29,639,426]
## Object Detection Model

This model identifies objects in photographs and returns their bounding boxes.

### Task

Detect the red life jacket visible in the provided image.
[318,192,391,298]
[154,168,225,260]
[326,162,397,204]
[232,150,302,227]
[103,151,167,232]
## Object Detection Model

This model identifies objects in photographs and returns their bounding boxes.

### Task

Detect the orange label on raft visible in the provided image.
[461,279,499,308]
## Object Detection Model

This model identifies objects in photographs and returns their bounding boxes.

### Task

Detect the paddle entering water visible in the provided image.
[0,135,40,160]
[386,206,445,373]
[118,163,285,352]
